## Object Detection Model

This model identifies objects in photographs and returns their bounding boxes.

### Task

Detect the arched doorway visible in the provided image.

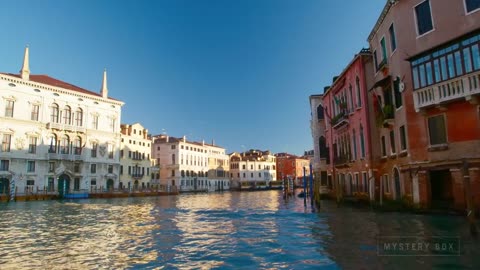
[107,179,114,191]
[0,178,9,195]
[393,168,401,200]
[58,174,71,197]
[134,180,139,190]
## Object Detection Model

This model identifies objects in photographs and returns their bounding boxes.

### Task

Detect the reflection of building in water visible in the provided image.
[0,47,124,195]
[229,149,277,189]
[119,123,154,190]
[151,134,230,192]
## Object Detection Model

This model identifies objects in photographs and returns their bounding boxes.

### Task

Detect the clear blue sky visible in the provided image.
[0,0,384,156]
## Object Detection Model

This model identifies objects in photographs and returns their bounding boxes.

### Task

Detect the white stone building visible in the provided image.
[151,135,230,192]
[0,47,124,197]
[229,150,277,189]
[309,94,329,187]
[119,123,153,190]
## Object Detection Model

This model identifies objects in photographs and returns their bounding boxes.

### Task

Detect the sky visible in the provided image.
[0,0,385,156]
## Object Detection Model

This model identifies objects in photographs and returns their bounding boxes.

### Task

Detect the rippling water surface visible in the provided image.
[1,190,480,269]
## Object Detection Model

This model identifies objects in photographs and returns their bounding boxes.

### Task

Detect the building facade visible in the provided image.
[368,0,480,210]
[309,94,329,188]
[229,150,277,189]
[119,123,153,190]
[151,135,230,192]
[322,49,376,199]
[275,152,311,186]
[0,47,124,197]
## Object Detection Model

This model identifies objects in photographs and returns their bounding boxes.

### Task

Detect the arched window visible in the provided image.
[360,124,365,158]
[48,134,57,153]
[181,170,185,177]
[74,136,82,155]
[316,104,324,120]
[60,135,70,154]
[63,106,71,125]
[356,76,362,107]
[75,108,83,126]
[186,171,190,177]
[50,103,59,123]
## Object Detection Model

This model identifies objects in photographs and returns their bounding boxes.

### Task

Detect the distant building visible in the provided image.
[0,47,124,197]
[229,149,276,189]
[119,123,153,190]
[151,135,230,192]
[275,152,311,186]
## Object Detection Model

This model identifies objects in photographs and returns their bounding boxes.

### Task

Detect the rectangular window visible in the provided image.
[110,118,116,133]
[2,134,11,152]
[31,104,39,121]
[360,128,365,158]
[91,164,96,174]
[415,0,433,35]
[120,165,123,175]
[5,100,14,117]
[49,162,55,173]
[171,170,175,177]
[27,180,35,186]
[433,59,441,83]
[384,175,390,193]
[0,160,9,171]
[440,56,449,80]
[454,51,463,76]
[412,67,420,89]
[373,50,378,71]
[352,131,357,160]
[464,48,473,73]
[74,178,80,191]
[381,136,387,157]
[425,62,433,85]
[74,163,80,173]
[380,37,387,62]
[171,145,176,150]
[108,144,114,159]
[447,54,456,78]
[28,137,37,154]
[91,179,96,186]
[390,130,396,154]
[466,0,480,13]
[473,44,480,70]
[108,165,113,174]
[356,77,362,107]
[428,115,447,145]
[419,64,426,88]
[400,125,407,151]
[389,24,397,52]
[362,172,368,193]
[91,143,97,158]
[128,166,131,175]
[92,115,99,130]
[394,78,402,109]
[27,161,35,172]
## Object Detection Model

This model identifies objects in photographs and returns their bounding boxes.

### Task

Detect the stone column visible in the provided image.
[450,168,465,211]
[412,174,420,205]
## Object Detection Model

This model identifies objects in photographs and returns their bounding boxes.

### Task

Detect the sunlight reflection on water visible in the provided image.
[1,191,479,269]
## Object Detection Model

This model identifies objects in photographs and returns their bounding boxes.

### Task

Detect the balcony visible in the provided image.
[46,122,86,133]
[331,112,349,129]
[334,155,350,168]
[414,70,480,112]
[131,173,145,179]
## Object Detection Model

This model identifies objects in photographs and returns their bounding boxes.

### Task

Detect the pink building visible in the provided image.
[323,49,375,200]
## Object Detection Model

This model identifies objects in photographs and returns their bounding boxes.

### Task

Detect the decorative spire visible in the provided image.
[101,68,108,99]
[20,46,30,80]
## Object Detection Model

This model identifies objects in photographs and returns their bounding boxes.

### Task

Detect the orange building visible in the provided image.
[275,153,311,186]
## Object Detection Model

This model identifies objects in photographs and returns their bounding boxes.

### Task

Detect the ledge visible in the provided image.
[398,151,408,158]
[428,144,449,152]
[389,154,397,159]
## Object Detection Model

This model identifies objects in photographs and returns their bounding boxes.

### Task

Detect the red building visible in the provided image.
[368,0,480,211]
[275,153,311,186]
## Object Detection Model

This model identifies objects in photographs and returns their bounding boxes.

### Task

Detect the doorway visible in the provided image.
[430,170,454,209]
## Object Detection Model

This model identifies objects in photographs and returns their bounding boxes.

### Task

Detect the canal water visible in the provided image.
[0,190,479,269]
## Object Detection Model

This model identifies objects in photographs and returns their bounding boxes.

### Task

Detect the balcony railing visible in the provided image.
[131,173,145,179]
[414,70,480,112]
[331,112,349,129]
[334,155,350,167]
[47,122,86,133]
